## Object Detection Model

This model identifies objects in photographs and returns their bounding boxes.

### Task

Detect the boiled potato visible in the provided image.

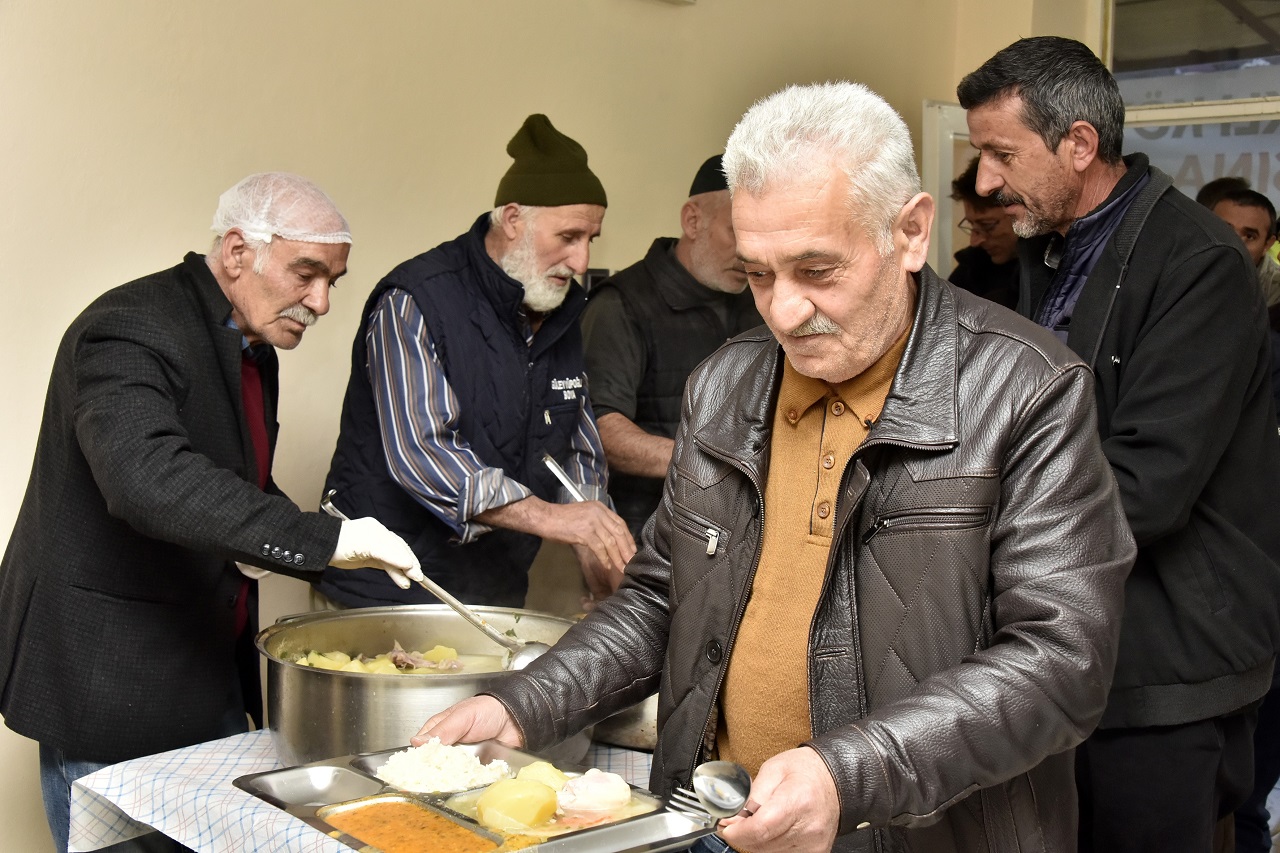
[338,659,371,673]
[366,657,400,675]
[476,778,557,831]
[321,650,352,665]
[516,761,569,792]
[421,645,458,663]
[306,651,344,671]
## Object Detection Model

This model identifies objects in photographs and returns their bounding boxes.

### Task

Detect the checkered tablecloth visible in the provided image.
[67,729,654,853]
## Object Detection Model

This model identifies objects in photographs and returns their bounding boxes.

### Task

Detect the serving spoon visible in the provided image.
[671,760,756,821]
[320,489,551,670]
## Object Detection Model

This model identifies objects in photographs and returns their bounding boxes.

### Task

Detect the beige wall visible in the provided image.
[0,1,1097,849]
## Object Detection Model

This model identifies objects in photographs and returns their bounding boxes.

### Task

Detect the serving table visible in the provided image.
[68,729,654,853]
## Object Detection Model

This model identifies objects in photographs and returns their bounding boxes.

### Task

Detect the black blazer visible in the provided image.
[0,253,340,762]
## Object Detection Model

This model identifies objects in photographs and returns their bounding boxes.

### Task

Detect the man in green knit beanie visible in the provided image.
[320,114,634,614]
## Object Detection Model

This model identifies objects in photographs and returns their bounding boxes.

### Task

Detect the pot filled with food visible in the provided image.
[257,605,581,765]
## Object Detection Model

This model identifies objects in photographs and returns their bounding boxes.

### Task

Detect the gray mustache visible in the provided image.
[789,312,841,337]
[280,305,318,326]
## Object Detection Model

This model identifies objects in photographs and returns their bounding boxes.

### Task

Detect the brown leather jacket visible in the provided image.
[488,267,1134,852]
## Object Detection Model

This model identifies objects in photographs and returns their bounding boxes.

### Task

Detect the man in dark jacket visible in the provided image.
[321,115,634,610]
[960,36,1280,852]
[948,155,1019,309]
[0,173,423,853]
[581,154,762,540]
[415,82,1134,853]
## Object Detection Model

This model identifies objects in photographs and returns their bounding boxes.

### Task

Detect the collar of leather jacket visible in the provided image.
[691,264,961,478]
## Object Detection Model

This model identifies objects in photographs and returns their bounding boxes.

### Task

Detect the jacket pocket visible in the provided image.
[861,507,992,545]
[669,501,726,557]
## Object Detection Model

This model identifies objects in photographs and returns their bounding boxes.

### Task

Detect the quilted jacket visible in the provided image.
[488,266,1135,852]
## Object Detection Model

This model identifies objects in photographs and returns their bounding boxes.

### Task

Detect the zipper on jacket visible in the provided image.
[861,506,992,545]
[670,504,724,557]
[544,409,551,425]
[684,440,767,779]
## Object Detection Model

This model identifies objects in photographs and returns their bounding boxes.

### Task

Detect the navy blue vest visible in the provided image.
[321,214,590,607]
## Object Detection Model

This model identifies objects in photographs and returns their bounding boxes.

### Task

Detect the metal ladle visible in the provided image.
[320,489,551,671]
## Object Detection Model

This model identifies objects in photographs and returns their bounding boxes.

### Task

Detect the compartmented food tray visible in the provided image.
[233,741,715,853]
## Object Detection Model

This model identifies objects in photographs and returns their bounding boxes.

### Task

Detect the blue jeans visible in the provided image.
[41,681,249,853]
[40,744,192,853]
[686,834,731,853]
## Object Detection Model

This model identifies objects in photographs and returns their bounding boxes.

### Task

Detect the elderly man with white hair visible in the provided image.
[321,114,634,611]
[416,84,1134,852]
[0,172,423,853]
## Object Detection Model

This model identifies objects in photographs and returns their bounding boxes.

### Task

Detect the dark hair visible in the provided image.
[1214,188,1277,238]
[957,36,1125,165]
[1195,175,1251,209]
[949,156,1000,208]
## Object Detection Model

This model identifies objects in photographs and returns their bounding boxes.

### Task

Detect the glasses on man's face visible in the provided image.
[957,218,1001,236]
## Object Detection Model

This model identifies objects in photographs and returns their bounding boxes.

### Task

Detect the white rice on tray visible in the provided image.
[376,737,511,793]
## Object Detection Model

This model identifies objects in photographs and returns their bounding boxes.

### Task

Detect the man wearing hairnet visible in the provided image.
[321,115,634,611]
[0,172,423,853]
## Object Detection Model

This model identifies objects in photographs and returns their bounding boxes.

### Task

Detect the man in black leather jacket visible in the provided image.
[417,82,1134,853]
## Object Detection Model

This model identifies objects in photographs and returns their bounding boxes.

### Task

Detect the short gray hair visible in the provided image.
[488,204,540,231]
[723,82,920,255]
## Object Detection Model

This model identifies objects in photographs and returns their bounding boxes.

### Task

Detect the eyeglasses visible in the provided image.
[957,218,1001,236]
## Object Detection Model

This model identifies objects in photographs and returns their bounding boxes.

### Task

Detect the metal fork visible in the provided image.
[669,786,717,825]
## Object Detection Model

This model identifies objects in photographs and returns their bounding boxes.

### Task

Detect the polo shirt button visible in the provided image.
[787,408,799,423]
[822,452,835,469]
[705,640,723,664]
[831,401,845,416]
[817,502,831,519]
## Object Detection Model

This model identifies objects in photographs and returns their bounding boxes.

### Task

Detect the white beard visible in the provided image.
[501,229,573,313]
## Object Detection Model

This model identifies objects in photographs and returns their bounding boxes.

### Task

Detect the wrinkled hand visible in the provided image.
[413,695,524,748]
[545,502,636,576]
[718,747,840,853]
[572,543,624,603]
[329,517,424,590]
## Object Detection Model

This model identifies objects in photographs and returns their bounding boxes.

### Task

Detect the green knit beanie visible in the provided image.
[494,114,607,208]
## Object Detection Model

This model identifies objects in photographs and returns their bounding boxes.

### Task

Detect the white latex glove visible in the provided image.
[330,517,424,590]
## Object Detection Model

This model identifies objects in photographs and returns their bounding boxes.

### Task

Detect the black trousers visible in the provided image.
[1235,666,1280,853]
[1078,710,1258,853]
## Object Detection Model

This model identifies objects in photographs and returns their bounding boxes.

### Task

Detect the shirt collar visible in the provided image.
[776,322,911,428]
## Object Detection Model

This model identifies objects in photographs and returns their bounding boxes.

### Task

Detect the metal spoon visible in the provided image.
[320,489,551,670]
[691,761,755,819]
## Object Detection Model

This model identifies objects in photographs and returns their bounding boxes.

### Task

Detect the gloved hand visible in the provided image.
[329,517,424,590]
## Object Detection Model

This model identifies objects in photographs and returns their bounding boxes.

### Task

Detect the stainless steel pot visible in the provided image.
[257,605,581,764]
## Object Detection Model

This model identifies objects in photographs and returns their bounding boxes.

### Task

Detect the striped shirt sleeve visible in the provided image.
[365,289,531,543]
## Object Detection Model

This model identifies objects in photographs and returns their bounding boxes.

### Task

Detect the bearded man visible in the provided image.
[321,114,634,609]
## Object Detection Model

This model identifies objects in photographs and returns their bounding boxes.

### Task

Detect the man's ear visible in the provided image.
[497,203,524,240]
[1063,120,1101,174]
[679,199,701,241]
[894,192,934,273]
[219,228,250,280]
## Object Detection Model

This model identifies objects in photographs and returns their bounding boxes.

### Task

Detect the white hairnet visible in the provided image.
[211,172,352,245]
